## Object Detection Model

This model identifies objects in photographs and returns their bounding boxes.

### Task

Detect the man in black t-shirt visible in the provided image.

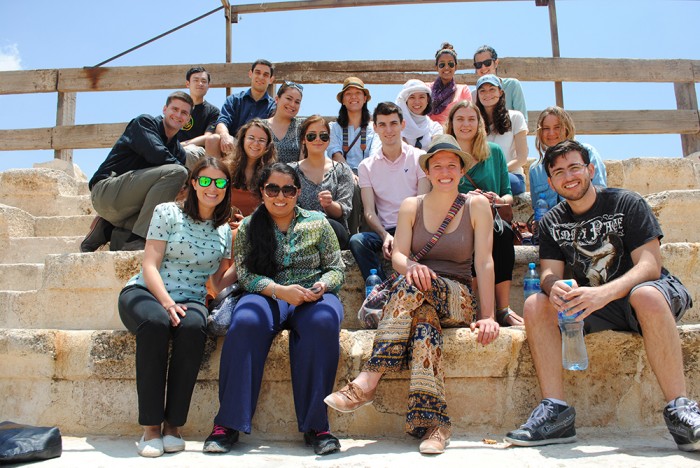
[178,67,219,169]
[505,140,698,452]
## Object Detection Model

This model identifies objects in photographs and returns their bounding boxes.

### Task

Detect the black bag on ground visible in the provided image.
[0,421,62,463]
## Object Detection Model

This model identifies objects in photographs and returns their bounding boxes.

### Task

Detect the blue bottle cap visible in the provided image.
[369,269,377,275]
[528,262,536,269]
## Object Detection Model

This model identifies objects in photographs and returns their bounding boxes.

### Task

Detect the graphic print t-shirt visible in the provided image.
[539,188,662,287]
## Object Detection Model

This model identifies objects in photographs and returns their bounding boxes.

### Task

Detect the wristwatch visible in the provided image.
[271,283,278,300]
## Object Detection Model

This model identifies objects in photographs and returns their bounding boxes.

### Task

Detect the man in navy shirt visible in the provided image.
[81,91,193,252]
[205,59,276,158]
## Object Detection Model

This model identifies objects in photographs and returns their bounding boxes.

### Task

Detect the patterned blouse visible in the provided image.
[126,202,232,304]
[289,160,354,229]
[234,207,345,294]
[267,117,301,163]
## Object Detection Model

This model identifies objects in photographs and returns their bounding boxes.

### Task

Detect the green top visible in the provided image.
[234,206,345,294]
[458,142,513,197]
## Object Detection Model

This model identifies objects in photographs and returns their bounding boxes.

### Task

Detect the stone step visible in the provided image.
[34,215,93,237]
[645,190,700,243]
[0,168,92,217]
[1,326,698,437]
[1,244,697,331]
[0,236,83,263]
[0,263,43,290]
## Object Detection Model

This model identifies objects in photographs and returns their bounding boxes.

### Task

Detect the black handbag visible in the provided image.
[207,283,244,336]
[0,421,62,463]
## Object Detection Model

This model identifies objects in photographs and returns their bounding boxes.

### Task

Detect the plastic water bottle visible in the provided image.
[365,269,382,297]
[533,193,549,245]
[558,279,588,371]
[523,262,540,300]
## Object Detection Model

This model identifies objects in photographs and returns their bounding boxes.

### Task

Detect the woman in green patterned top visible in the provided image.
[203,162,345,456]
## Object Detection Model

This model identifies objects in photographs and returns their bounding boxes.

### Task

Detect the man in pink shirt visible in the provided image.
[350,102,431,280]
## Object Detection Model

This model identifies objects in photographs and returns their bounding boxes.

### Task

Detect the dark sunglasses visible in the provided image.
[197,176,228,189]
[437,61,456,69]
[473,59,495,69]
[305,132,330,142]
[264,183,298,198]
[284,80,304,92]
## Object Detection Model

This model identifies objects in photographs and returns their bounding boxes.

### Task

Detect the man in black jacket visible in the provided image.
[81,91,193,251]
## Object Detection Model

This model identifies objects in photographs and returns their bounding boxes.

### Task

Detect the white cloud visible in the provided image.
[0,44,22,71]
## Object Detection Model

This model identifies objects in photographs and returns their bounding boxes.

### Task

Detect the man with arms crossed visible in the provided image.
[349,102,430,281]
[505,140,698,452]
[206,59,276,158]
[81,91,193,252]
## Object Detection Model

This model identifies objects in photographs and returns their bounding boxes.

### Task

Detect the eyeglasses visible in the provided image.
[263,183,298,198]
[305,132,330,142]
[437,61,456,69]
[197,176,229,189]
[283,80,304,92]
[473,59,495,69]
[245,135,269,146]
[550,163,589,180]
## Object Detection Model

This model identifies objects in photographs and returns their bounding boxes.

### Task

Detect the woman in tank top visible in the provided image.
[324,134,497,455]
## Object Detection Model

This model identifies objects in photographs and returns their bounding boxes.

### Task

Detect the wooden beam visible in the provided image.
[674,82,700,155]
[230,0,529,16]
[223,0,232,97]
[2,110,698,153]
[54,92,76,162]
[548,0,564,107]
[0,69,57,95]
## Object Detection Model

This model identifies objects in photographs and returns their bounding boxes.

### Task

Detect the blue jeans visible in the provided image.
[349,228,394,280]
[509,173,525,195]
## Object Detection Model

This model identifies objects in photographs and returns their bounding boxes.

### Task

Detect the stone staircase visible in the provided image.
[0,158,699,440]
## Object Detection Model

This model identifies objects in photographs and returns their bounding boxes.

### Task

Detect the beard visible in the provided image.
[556,175,591,202]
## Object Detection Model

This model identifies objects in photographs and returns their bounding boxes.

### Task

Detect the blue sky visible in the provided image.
[1,0,699,178]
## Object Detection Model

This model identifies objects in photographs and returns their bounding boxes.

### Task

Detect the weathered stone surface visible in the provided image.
[0,263,43,290]
[661,243,699,323]
[0,326,698,437]
[2,236,83,263]
[33,159,88,182]
[645,190,700,243]
[605,157,700,195]
[34,214,93,237]
[0,168,92,216]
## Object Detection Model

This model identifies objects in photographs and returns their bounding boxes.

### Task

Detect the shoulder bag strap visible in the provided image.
[342,127,364,156]
[463,172,482,192]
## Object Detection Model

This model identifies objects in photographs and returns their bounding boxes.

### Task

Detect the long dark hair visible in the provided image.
[299,115,330,159]
[181,156,232,227]
[244,163,302,278]
[476,86,512,135]
[336,103,371,128]
[229,119,277,190]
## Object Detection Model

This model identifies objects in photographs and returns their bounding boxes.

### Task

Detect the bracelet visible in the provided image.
[271,283,278,300]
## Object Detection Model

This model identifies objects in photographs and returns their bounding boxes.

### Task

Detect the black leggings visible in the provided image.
[118,285,208,427]
[473,222,515,284]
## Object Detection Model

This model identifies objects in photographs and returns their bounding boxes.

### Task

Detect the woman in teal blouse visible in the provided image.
[446,100,523,327]
[203,162,345,456]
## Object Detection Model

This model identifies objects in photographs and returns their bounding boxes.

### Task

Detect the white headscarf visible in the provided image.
[396,79,443,148]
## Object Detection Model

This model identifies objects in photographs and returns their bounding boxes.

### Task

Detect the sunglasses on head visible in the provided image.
[473,59,495,69]
[438,61,456,69]
[305,132,330,142]
[197,176,228,189]
[264,183,298,198]
[284,80,304,92]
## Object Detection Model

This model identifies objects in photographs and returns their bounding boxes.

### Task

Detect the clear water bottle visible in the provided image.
[533,193,549,245]
[523,262,540,300]
[558,279,588,371]
[365,269,382,297]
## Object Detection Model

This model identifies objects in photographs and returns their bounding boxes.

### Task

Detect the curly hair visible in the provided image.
[535,106,576,160]
[228,118,278,191]
[445,100,491,162]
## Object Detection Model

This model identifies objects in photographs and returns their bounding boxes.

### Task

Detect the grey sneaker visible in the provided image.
[505,399,577,447]
[664,397,700,452]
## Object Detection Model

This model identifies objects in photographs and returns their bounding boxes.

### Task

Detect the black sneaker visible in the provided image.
[80,216,114,252]
[505,399,577,447]
[664,397,700,452]
[303,431,340,455]
[203,424,239,453]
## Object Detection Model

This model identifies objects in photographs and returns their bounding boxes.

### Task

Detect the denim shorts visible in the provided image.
[583,269,693,335]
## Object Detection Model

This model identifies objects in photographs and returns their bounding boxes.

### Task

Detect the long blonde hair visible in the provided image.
[535,106,576,160]
[445,100,490,162]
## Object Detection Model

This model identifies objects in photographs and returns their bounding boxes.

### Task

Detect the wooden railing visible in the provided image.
[1,57,699,158]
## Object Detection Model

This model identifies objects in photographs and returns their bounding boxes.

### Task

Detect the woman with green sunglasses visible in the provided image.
[118,156,236,457]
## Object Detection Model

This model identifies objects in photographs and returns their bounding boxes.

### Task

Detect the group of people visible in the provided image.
[80,43,699,458]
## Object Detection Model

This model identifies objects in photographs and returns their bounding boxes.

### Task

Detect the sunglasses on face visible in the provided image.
[263,183,298,198]
[305,132,330,142]
[473,59,495,69]
[284,80,304,92]
[197,176,228,189]
[438,61,456,69]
